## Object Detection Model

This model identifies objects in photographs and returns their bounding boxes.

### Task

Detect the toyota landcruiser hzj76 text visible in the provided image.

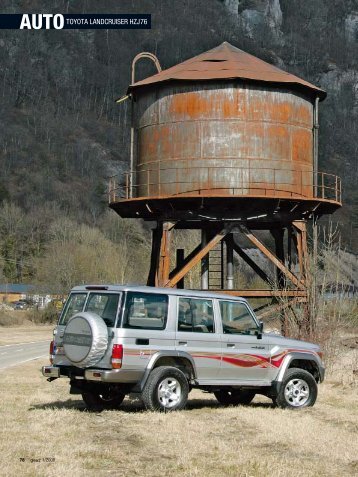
[42,285,325,411]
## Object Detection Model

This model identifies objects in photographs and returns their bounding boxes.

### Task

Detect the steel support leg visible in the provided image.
[157,222,175,287]
[226,233,234,290]
[293,221,311,336]
[147,223,162,286]
[201,229,209,290]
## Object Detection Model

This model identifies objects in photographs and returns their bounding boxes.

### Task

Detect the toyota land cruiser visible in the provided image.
[42,285,324,411]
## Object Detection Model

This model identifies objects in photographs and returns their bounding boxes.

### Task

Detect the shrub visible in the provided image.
[0,310,28,327]
[28,303,59,325]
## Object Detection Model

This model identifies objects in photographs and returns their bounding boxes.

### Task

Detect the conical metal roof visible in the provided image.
[129,42,326,99]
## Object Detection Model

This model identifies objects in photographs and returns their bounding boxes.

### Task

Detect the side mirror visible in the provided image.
[256,320,264,339]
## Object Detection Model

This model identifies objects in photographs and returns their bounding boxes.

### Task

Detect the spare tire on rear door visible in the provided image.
[63,312,108,368]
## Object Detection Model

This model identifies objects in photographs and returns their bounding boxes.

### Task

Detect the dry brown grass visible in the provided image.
[0,334,357,477]
[0,309,31,327]
[0,306,58,328]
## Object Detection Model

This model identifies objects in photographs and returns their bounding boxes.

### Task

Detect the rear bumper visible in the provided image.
[42,365,142,383]
[42,366,60,378]
[85,369,143,383]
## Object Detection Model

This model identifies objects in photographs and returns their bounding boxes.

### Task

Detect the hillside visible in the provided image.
[222,0,358,247]
[0,0,357,287]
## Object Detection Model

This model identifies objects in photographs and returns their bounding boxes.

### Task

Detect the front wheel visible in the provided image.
[275,368,318,409]
[82,388,125,411]
[214,389,255,406]
[141,366,189,412]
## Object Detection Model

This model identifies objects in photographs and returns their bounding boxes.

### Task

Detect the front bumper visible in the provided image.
[42,365,142,383]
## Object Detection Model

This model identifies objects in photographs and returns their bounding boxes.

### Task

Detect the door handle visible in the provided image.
[178,341,188,346]
[227,343,235,348]
[136,338,149,345]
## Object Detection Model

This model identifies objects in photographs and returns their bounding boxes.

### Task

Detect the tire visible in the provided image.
[141,366,189,412]
[63,312,108,368]
[214,389,256,406]
[82,388,125,411]
[275,367,318,409]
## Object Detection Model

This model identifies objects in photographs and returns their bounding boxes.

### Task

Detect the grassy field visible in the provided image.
[0,328,357,477]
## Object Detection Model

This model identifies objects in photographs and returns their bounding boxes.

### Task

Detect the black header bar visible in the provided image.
[0,14,151,30]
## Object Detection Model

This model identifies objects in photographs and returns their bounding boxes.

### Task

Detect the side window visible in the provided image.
[122,292,168,330]
[219,301,258,335]
[59,293,87,325]
[85,293,120,327]
[178,297,214,333]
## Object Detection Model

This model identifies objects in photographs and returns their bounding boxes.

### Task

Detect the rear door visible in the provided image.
[54,291,122,368]
[83,292,122,368]
[54,292,88,365]
[118,291,175,373]
[217,299,272,382]
[175,296,221,380]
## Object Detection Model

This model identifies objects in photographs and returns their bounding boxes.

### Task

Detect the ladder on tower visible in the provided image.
[208,242,225,290]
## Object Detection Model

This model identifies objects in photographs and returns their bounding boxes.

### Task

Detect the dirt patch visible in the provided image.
[341,336,358,349]
[0,325,53,345]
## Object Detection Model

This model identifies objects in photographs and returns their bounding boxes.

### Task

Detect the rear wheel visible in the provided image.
[82,388,125,411]
[141,366,189,412]
[214,389,256,406]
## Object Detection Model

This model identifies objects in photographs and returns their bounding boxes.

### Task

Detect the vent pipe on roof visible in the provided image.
[131,52,162,84]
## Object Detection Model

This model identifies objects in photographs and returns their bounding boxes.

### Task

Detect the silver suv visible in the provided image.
[42,285,325,411]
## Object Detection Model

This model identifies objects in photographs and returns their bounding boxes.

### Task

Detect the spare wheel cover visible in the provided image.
[63,312,108,368]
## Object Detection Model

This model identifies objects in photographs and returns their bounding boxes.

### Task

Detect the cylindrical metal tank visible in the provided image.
[112,42,343,220]
[134,82,314,199]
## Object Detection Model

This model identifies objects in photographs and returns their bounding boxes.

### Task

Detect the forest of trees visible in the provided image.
[0,0,357,292]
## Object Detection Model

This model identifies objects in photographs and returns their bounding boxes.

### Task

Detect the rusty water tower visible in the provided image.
[109,42,341,326]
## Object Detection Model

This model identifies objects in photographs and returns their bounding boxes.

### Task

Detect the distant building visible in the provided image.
[0,284,35,303]
[0,283,56,308]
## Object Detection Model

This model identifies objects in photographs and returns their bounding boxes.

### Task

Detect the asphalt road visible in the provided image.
[0,341,50,370]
